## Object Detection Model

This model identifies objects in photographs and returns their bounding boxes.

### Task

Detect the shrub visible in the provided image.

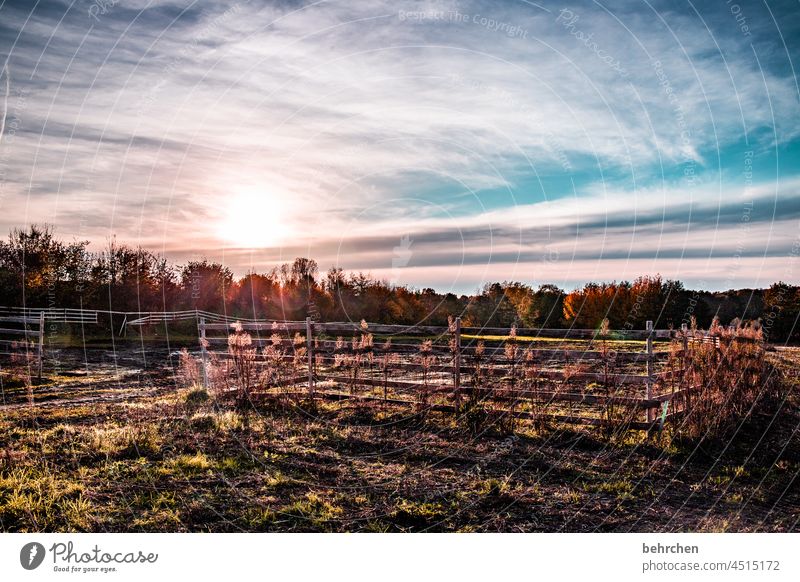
[501,326,520,433]
[228,323,259,407]
[522,347,547,430]
[596,319,634,436]
[460,341,488,434]
[673,319,782,438]
[416,340,436,411]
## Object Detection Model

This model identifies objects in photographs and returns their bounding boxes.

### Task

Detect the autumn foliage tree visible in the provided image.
[563,275,690,330]
[0,225,793,341]
[179,260,233,313]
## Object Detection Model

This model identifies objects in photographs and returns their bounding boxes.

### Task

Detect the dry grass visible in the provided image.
[671,319,783,439]
[1,343,795,532]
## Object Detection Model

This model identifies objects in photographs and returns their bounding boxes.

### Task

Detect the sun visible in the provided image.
[217,187,290,248]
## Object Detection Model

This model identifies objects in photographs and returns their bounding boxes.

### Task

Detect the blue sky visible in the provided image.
[1,0,799,293]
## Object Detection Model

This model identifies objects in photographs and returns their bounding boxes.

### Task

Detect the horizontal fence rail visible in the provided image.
[0,312,45,378]
[0,307,97,324]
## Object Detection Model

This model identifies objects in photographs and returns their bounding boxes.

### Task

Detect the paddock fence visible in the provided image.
[0,312,45,378]
[197,317,750,432]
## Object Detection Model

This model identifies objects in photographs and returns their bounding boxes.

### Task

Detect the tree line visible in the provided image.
[1,225,797,341]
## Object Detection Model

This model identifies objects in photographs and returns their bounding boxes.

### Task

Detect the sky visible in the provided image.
[0,0,799,294]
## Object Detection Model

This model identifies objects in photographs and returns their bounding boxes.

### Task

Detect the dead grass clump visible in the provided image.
[0,466,93,531]
[87,425,162,460]
[522,347,548,431]
[1,341,37,414]
[333,323,373,397]
[189,413,216,432]
[377,339,398,401]
[188,410,242,433]
[596,319,635,437]
[280,491,342,529]
[185,387,210,406]
[676,319,782,438]
[214,410,243,432]
[205,322,293,408]
[168,452,212,475]
[177,347,201,387]
[460,341,489,434]
[228,323,259,408]
[416,339,436,413]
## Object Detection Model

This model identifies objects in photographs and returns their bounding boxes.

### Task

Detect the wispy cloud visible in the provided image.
[0,0,798,290]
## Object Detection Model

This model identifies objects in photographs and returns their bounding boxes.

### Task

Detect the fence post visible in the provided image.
[306,316,314,396]
[681,322,689,408]
[453,316,462,405]
[199,317,209,389]
[646,320,654,424]
[37,311,45,379]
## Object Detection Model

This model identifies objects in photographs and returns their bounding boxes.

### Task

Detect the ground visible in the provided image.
[0,346,798,532]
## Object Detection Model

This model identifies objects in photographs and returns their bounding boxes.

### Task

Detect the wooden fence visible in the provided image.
[0,312,45,378]
[0,307,99,325]
[196,317,725,432]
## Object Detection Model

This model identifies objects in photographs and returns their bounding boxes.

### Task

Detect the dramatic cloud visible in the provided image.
[1,0,798,291]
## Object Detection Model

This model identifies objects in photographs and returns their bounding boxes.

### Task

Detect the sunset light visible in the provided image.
[217,187,290,248]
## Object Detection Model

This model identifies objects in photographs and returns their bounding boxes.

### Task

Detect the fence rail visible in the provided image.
[0,307,97,324]
[0,312,45,378]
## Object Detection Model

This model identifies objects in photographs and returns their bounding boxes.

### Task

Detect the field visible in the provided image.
[0,343,798,533]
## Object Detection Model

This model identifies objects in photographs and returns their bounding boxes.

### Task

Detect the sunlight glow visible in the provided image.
[217,187,291,248]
